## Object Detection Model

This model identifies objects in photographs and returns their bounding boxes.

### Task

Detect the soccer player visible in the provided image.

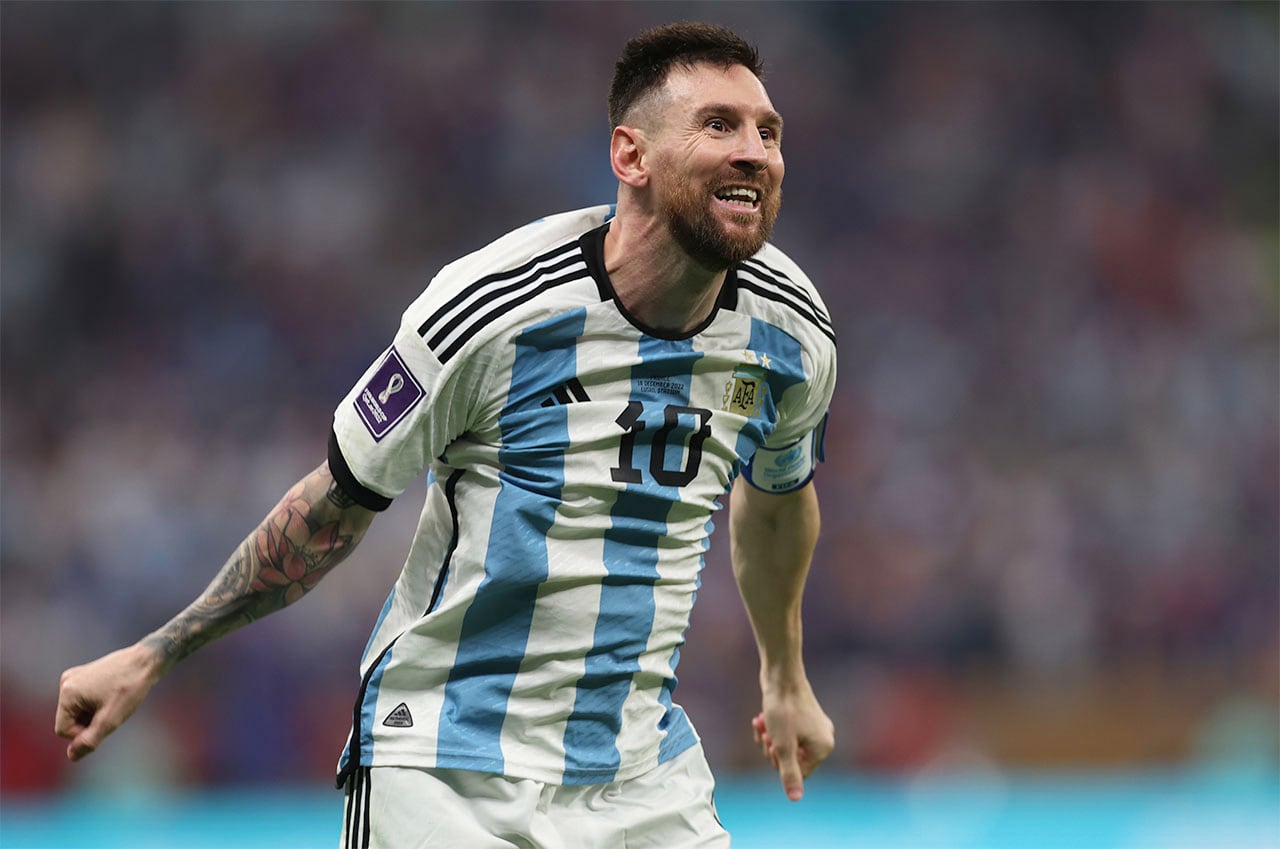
[55,22,837,848]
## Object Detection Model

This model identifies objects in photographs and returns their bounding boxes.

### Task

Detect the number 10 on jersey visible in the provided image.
[610,402,713,488]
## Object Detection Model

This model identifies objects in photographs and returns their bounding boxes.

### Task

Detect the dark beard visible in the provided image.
[662,180,780,272]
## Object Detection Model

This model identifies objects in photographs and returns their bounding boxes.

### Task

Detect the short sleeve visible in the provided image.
[745,326,837,494]
[764,338,837,449]
[329,317,485,510]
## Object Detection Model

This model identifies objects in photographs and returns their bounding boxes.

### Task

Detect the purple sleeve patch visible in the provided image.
[354,347,425,442]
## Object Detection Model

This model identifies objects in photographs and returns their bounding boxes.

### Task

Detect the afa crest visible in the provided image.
[722,368,766,417]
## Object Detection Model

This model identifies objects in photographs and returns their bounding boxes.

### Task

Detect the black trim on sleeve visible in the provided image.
[328,429,394,512]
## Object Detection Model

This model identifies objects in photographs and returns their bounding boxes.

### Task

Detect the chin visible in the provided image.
[661,187,778,268]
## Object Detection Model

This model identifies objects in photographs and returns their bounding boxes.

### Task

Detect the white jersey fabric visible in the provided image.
[330,205,837,788]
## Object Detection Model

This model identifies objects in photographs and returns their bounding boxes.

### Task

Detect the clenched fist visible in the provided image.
[55,644,163,762]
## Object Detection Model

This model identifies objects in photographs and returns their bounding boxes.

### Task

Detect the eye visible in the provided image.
[706,118,728,133]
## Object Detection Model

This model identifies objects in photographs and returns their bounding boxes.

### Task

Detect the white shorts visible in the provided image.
[340,744,731,849]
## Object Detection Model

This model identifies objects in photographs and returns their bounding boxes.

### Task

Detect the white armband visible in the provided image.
[742,413,828,494]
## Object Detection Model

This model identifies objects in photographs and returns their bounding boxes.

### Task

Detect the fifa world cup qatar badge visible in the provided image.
[355,347,425,441]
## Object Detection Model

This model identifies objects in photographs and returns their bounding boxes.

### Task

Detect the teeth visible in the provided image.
[717,187,759,204]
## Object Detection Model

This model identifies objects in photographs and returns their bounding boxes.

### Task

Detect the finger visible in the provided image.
[68,739,93,762]
[55,672,80,737]
[54,690,93,739]
[54,705,86,740]
[759,730,774,759]
[56,718,87,743]
[68,723,106,762]
[796,737,833,776]
[797,744,813,776]
[776,744,805,801]
[67,727,96,761]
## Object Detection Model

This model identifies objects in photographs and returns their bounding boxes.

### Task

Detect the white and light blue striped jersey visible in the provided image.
[329,205,837,787]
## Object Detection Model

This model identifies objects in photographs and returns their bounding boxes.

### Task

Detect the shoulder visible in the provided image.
[407,206,613,365]
[733,242,836,352]
[735,244,839,439]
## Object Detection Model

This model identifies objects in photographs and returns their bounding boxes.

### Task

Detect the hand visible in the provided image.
[751,680,834,801]
[55,644,162,762]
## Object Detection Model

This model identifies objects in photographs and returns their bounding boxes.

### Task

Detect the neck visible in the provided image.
[603,213,727,334]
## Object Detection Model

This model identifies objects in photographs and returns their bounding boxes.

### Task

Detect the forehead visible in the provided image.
[658,62,778,121]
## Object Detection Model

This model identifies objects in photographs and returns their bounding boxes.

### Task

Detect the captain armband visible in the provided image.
[741,412,828,494]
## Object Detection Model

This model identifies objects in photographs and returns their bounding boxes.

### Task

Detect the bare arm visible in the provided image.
[729,477,833,801]
[55,461,377,761]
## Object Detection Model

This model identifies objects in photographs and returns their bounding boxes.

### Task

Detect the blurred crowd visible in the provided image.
[2,2,1276,792]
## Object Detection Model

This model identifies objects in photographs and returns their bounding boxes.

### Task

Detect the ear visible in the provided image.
[610,125,648,188]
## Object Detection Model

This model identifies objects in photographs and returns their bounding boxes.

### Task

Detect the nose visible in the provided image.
[730,128,770,174]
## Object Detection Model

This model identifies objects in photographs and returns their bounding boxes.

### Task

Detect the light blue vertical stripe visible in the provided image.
[654,509,710,764]
[561,336,704,783]
[359,588,397,665]
[351,645,397,769]
[657,317,809,764]
[736,318,808,470]
[346,465,447,771]
[434,308,585,773]
[655,611,697,761]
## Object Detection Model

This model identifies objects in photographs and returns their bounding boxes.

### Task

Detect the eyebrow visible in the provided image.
[696,103,784,130]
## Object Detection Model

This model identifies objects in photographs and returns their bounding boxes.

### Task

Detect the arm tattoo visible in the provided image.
[325,481,357,509]
[144,462,375,669]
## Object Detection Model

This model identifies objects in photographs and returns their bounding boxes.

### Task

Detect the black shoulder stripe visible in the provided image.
[424,252,585,351]
[736,279,838,347]
[436,267,592,363]
[416,239,581,340]
[739,258,833,329]
[328,429,394,511]
[741,256,794,283]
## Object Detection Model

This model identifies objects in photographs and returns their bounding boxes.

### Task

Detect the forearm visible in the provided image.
[729,480,820,684]
[140,462,375,674]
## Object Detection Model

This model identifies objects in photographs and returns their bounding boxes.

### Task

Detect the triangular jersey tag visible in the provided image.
[383,702,414,728]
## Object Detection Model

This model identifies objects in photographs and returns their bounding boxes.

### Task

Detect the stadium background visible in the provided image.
[1,2,1276,847]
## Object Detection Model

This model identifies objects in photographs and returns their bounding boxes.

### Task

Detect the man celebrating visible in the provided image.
[56,22,837,848]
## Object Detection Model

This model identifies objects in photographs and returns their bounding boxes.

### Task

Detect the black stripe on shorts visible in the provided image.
[344,766,372,849]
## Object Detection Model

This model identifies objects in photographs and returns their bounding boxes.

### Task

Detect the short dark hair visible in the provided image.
[608,22,763,130]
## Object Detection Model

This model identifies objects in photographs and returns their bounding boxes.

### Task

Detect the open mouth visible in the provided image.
[713,186,761,211]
